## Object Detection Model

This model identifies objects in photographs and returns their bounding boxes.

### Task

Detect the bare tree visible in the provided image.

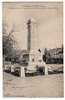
[3,23,16,61]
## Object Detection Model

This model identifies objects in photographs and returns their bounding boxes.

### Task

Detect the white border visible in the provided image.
[0,0,2,99]
[1,0,64,2]
[0,0,64,100]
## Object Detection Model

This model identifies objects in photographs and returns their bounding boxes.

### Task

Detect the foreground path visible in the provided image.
[3,72,64,97]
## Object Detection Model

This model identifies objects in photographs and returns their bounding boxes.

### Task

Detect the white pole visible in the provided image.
[11,64,14,73]
[44,62,48,75]
[45,66,48,75]
[20,67,25,78]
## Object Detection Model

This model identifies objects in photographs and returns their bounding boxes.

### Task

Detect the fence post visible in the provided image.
[45,66,48,75]
[11,64,14,73]
[20,67,25,78]
[44,62,48,75]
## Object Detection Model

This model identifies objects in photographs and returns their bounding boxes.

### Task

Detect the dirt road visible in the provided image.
[3,72,64,97]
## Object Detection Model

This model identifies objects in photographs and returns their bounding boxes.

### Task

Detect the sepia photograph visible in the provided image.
[3,2,64,97]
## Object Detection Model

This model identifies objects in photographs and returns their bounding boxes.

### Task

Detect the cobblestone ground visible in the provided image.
[3,72,64,97]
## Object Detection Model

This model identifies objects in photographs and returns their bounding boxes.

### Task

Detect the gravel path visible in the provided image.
[3,72,64,97]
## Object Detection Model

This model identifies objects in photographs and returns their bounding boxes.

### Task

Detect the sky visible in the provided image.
[3,2,63,51]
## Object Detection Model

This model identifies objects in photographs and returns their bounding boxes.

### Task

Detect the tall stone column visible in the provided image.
[27,19,31,52]
[27,19,37,71]
[27,18,38,52]
[27,19,48,75]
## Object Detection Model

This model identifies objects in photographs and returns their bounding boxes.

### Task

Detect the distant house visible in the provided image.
[43,48,63,64]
